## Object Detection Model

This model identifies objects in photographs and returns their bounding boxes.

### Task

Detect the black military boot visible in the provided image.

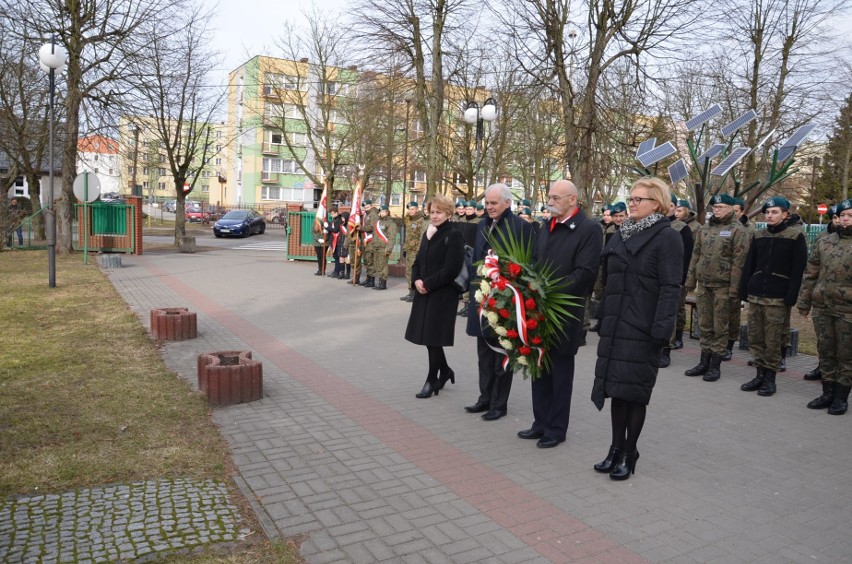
[741,367,765,392]
[804,366,822,381]
[779,347,787,372]
[351,273,361,285]
[400,289,414,301]
[827,384,850,415]
[807,380,835,409]
[757,370,776,396]
[685,351,711,377]
[721,340,735,361]
[659,348,671,368]
[703,354,723,382]
[373,278,387,290]
[673,330,684,350]
[363,276,375,288]
[579,331,587,346]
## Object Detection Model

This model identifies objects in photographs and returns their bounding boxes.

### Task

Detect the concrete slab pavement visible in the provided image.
[105,246,852,563]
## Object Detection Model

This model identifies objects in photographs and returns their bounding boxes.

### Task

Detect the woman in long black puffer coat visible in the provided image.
[592,177,683,480]
[405,193,465,398]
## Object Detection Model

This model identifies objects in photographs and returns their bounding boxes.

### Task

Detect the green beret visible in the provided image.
[476,203,484,210]
[456,200,465,207]
[837,199,852,213]
[521,199,531,206]
[363,199,373,205]
[610,202,627,214]
[521,207,532,215]
[732,197,745,209]
[380,205,389,211]
[761,196,790,213]
[407,201,419,208]
[677,199,691,209]
[828,204,838,217]
[710,193,735,206]
[670,193,678,205]
[466,200,477,207]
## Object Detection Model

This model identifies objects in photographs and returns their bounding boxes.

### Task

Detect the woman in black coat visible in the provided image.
[592,177,683,480]
[405,194,466,398]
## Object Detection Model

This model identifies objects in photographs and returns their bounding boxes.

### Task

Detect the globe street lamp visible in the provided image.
[39,37,66,288]
[463,97,497,192]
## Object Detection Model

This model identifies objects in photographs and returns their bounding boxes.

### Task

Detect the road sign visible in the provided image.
[817,204,828,215]
[73,172,101,203]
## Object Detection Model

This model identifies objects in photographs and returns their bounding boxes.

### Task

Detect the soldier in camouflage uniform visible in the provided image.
[684,194,749,382]
[675,200,700,237]
[660,193,694,367]
[359,199,380,287]
[738,197,808,396]
[673,199,699,348]
[803,205,841,380]
[798,199,852,415]
[721,197,756,361]
[400,201,427,302]
[370,205,398,291]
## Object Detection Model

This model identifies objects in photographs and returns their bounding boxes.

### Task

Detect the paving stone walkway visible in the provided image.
[0,478,245,563]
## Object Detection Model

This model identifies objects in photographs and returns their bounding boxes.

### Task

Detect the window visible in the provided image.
[108,168,113,175]
[201,184,209,193]
[262,158,302,174]
[264,73,301,95]
[290,132,307,145]
[414,170,426,183]
[215,144,222,152]
[159,168,166,176]
[215,158,222,166]
[127,166,135,174]
[94,154,99,161]
[159,154,165,163]
[94,168,99,174]
[390,193,402,206]
[262,186,304,200]
[269,132,283,145]
[142,167,149,175]
[158,182,166,190]
[142,181,150,190]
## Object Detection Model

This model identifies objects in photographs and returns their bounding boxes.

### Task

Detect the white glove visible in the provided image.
[317,238,325,244]
[323,222,329,228]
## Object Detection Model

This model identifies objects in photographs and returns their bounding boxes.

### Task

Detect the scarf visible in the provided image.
[619,213,666,241]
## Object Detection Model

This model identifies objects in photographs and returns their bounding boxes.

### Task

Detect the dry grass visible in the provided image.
[0,250,301,563]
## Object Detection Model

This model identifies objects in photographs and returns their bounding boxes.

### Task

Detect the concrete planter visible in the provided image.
[150,307,197,340]
[197,350,263,406]
[179,236,196,253]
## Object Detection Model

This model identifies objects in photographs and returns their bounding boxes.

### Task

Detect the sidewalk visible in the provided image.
[106,247,851,563]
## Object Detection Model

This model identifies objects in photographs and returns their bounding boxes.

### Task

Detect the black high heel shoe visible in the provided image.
[610,451,639,481]
[593,445,622,474]
[436,369,455,391]
[416,379,439,398]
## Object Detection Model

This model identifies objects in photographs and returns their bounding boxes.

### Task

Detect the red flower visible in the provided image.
[508,263,522,277]
[525,298,536,310]
[526,318,538,330]
[519,346,532,355]
[487,298,497,309]
[531,336,542,345]
[499,308,510,319]
[496,278,507,291]
[507,329,519,339]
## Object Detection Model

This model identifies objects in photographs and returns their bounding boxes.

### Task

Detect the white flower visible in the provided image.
[517,356,529,366]
[479,280,490,295]
[477,264,487,276]
[474,290,484,303]
[486,311,499,325]
[499,338,514,351]
[494,326,508,337]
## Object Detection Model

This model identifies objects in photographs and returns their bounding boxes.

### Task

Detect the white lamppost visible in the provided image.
[463,97,497,192]
[39,38,67,288]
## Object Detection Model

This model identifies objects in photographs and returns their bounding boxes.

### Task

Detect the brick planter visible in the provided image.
[197,350,263,406]
[150,308,198,340]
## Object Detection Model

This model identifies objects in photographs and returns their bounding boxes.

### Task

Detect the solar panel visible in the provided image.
[710,147,751,176]
[753,128,776,151]
[636,138,656,158]
[637,141,677,168]
[668,159,689,184]
[777,123,816,162]
[686,104,722,131]
[697,143,725,162]
[720,110,757,138]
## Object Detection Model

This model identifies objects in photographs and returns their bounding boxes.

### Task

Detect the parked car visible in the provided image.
[213,210,266,238]
[185,201,210,223]
[163,199,177,213]
[266,208,289,225]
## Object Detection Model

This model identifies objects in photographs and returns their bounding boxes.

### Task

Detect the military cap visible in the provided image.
[677,199,691,209]
[521,207,532,215]
[363,198,373,205]
[837,199,852,213]
[407,201,419,208]
[710,193,735,206]
[828,204,838,217]
[456,200,466,207]
[466,200,477,207]
[476,203,484,210]
[732,197,746,209]
[380,204,389,211]
[761,196,790,213]
[521,199,531,207]
[610,202,627,214]
[670,192,678,205]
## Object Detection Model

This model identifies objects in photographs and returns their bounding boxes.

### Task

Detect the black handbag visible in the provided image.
[452,245,474,293]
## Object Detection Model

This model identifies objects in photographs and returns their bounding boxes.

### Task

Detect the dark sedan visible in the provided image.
[213,210,266,238]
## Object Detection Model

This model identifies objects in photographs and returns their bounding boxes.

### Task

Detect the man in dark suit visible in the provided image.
[518,180,602,448]
[465,183,534,421]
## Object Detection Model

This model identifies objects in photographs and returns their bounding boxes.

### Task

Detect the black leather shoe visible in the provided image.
[536,437,564,449]
[517,428,544,440]
[804,367,822,381]
[481,410,506,421]
[594,445,623,473]
[436,369,455,391]
[464,401,488,413]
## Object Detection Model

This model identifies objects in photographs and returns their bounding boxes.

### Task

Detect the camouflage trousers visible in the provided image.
[696,285,733,356]
[404,252,415,289]
[747,302,790,372]
[727,298,743,342]
[673,286,689,344]
[813,312,852,387]
[372,246,389,280]
[362,245,376,277]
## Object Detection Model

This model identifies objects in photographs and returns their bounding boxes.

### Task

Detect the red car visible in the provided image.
[185,203,210,223]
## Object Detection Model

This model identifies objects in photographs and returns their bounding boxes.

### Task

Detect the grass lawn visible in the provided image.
[0,250,301,563]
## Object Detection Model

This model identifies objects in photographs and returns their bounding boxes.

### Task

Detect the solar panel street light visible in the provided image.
[636,138,657,158]
[720,109,757,138]
[685,104,723,131]
[753,129,776,151]
[710,146,751,176]
[637,141,677,168]
[668,159,689,184]
[697,143,726,162]
[777,123,816,162]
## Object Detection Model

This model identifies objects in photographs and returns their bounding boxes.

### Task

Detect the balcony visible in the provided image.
[261,172,279,183]
[261,142,280,155]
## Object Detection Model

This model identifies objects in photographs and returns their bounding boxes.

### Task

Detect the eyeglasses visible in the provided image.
[627,196,654,205]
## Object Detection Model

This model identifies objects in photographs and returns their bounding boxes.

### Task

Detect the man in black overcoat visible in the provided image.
[464,183,534,421]
[518,180,602,448]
